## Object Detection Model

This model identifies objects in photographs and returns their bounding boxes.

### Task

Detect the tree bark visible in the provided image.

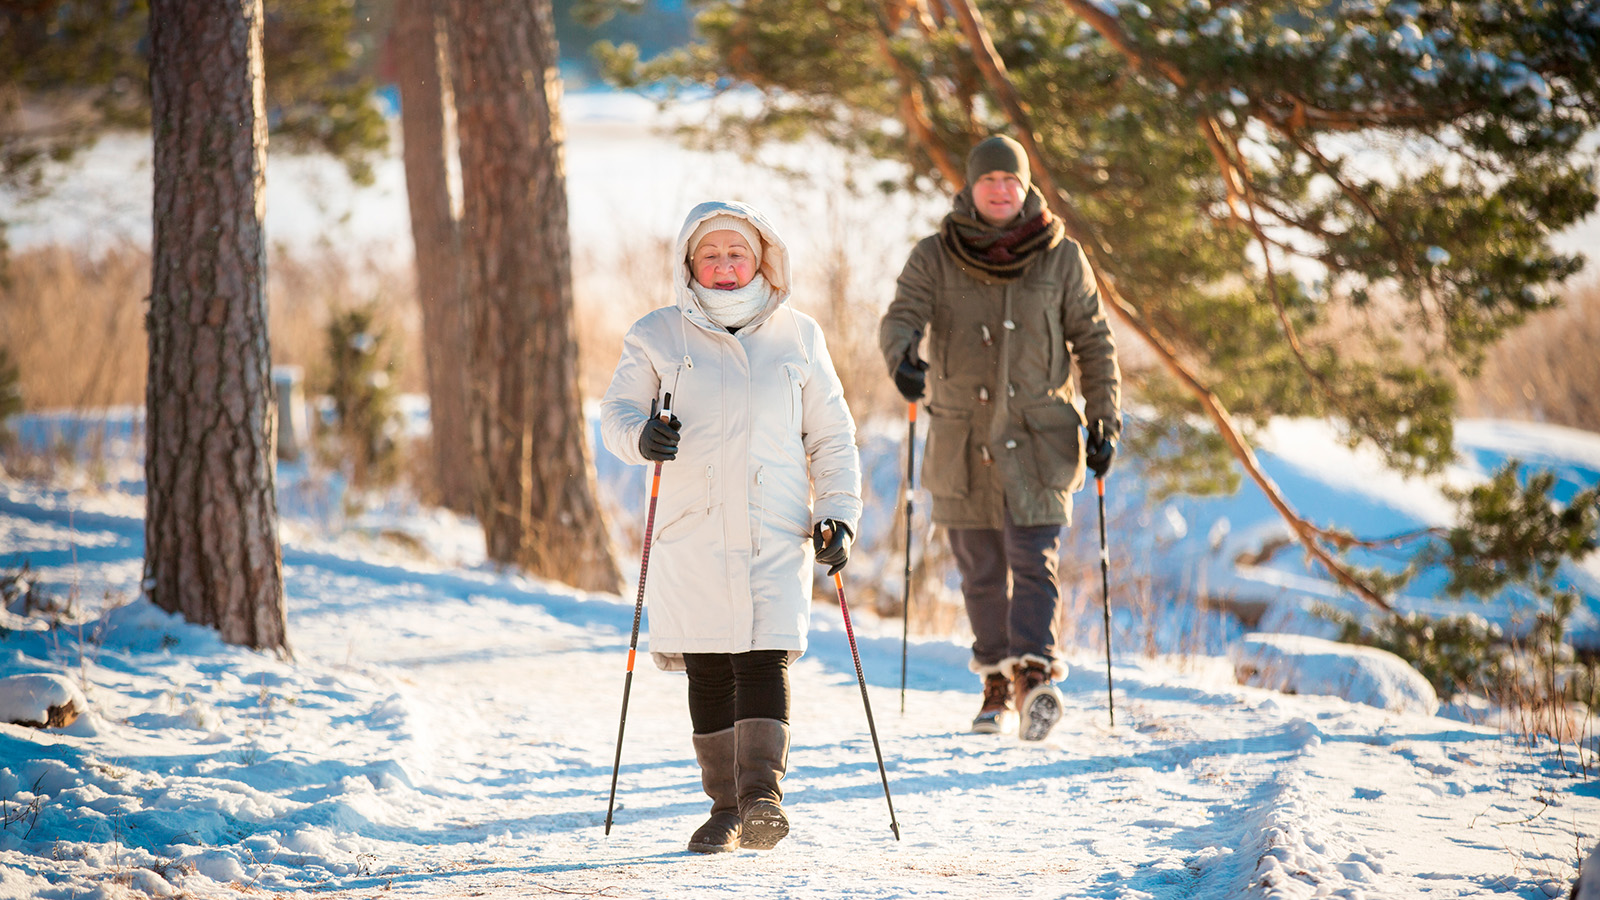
[444,0,622,593]
[394,0,474,513]
[146,0,289,652]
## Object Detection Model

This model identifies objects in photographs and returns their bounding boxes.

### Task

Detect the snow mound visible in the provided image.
[1230,632,1439,715]
[0,672,87,728]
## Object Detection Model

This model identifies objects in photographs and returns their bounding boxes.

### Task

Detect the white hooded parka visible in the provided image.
[600,201,863,671]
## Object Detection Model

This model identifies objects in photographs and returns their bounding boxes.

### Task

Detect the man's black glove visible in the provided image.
[812,520,853,575]
[639,414,682,462]
[892,348,928,402]
[1084,420,1117,478]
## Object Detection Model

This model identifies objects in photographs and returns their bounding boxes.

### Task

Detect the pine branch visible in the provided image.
[868,1,966,188]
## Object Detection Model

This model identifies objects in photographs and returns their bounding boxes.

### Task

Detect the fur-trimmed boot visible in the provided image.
[971,659,1019,734]
[734,718,790,850]
[1014,657,1065,742]
[687,728,741,853]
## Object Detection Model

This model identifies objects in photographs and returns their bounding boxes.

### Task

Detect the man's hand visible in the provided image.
[639,414,683,462]
[1085,420,1117,478]
[812,520,853,575]
[893,349,928,402]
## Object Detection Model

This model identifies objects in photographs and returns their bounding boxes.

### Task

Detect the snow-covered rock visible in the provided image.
[0,672,87,728]
[1230,632,1439,715]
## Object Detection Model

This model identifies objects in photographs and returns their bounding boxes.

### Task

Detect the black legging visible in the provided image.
[682,649,791,734]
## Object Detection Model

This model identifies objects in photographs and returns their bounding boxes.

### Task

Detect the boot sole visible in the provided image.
[1020,686,1063,742]
[739,805,789,850]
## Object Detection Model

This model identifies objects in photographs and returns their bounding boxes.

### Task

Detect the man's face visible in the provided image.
[972,171,1027,225]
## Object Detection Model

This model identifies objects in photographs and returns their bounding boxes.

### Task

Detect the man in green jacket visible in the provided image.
[880,134,1122,741]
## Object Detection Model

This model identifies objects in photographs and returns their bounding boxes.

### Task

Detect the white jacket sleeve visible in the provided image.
[600,317,666,468]
[799,319,863,534]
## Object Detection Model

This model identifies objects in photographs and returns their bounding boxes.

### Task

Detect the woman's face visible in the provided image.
[972,171,1027,225]
[692,230,757,290]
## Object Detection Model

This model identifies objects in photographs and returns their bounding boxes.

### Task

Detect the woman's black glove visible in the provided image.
[639,414,682,462]
[892,349,928,402]
[812,520,853,575]
[1084,420,1117,478]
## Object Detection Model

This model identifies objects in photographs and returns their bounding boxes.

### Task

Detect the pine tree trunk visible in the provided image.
[146,0,288,653]
[445,0,622,593]
[394,0,474,513]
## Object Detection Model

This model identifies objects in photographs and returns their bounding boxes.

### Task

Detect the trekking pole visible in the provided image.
[899,401,917,714]
[832,564,902,840]
[604,392,672,835]
[1096,473,1116,728]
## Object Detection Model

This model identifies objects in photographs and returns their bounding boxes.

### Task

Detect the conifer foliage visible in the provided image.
[0,0,389,251]
[0,348,20,452]
[323,304,403,491]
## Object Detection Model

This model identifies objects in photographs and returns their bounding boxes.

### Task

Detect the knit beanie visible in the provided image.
[688,214,763,269]
[966,135,1030,189]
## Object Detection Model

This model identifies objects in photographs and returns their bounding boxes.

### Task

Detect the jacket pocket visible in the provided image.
[782,363,804,428]
[922,405,972,499]
[1021,400,1084,490]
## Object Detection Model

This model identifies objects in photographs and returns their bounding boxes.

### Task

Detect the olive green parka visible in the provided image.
[879,190,1121,529]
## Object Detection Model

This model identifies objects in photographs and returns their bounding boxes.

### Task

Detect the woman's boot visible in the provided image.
[687,727,741,852]
[734,718,790,850]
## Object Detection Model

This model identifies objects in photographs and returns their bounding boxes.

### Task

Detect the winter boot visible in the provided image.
[687,727,741,853]
[734,718,790,850]
[1014,660,1064,742]
[970,672,1017,734]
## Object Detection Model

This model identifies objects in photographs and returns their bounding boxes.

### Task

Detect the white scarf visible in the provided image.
[690,273,774,331]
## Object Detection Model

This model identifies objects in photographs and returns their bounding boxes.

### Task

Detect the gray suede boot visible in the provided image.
[734,718,790,850]
[687,727,741,853]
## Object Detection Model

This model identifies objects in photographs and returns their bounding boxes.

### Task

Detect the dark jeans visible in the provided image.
[683,649,791,734]
[948,506,1062,671]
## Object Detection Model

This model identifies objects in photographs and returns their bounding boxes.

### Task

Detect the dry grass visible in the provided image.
[0,243,150,410]
[1457,278,1600,432]
[0,243,422,416]
[266,247,421,396]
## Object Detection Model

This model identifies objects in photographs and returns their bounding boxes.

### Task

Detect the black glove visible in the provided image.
[892,349,928,402]
[1084,420,1117,478]
[638,414,682,462]
[812,520,853,575]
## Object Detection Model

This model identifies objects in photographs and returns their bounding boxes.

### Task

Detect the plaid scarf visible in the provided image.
[939,186,1065,284]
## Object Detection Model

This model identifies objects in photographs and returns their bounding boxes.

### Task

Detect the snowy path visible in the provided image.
[279,551,1593,899]
[2,483,1596,899]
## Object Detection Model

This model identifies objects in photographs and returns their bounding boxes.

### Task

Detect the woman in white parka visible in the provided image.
[600,200,863,853]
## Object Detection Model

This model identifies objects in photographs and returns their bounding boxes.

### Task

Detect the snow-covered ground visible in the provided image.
[1,409,1597,900]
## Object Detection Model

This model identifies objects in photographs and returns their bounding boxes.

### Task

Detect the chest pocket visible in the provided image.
[782,362,805,428]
